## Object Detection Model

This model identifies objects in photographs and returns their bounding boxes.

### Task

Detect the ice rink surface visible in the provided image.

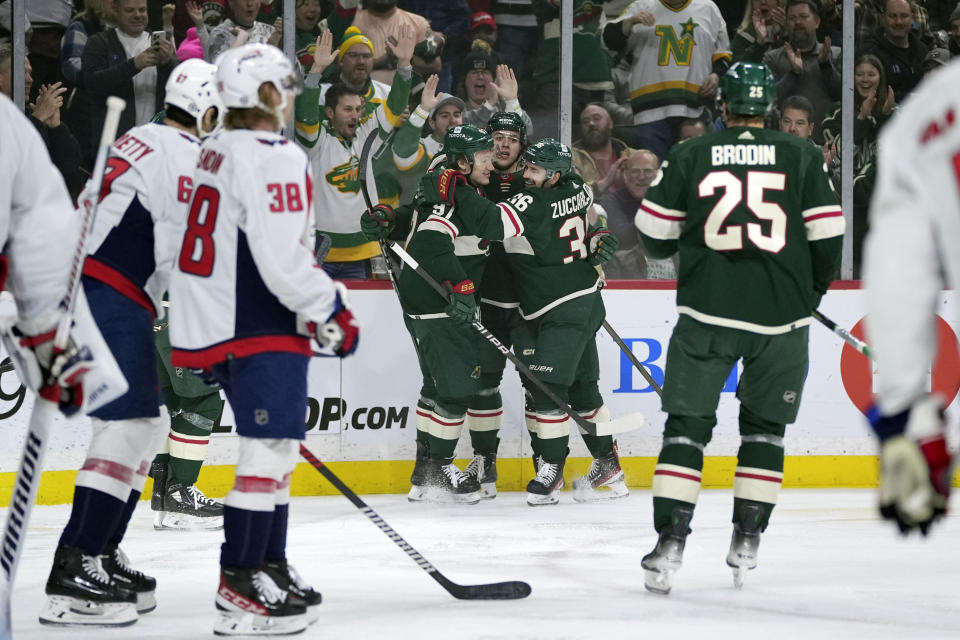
[6,488,960,640]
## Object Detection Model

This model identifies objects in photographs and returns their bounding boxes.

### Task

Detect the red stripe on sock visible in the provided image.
[234,476,278,493]
[734,471,783,483]
[80,458,136,484]
[654,468,701,483]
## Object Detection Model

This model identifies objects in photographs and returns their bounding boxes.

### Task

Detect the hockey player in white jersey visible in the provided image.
[168,43,359,636]
[863,60,960,536]
[40,59,224,628]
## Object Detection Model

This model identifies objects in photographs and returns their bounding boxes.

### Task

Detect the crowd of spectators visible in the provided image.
[3,0,958,278]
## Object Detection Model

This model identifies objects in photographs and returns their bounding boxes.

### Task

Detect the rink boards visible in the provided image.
[1,281,958,505]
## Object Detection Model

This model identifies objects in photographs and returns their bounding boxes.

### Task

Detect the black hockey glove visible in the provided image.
[587,228,619,266]
[360,204,397,240]
[873,396,953,535]
[442,279,477,327]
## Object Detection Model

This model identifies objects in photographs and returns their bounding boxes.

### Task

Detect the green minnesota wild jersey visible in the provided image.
[638,126,845,334]
[397,172,526,317]
[481,170,527,307]
[503,174,602,319]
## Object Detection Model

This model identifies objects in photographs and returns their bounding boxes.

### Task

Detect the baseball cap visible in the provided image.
[470,12,497,31]
[923,48,951,70]
[463,50,496,74]
[430,93,466,119]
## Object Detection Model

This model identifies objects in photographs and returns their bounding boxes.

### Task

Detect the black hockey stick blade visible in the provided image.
[298,444,532,600]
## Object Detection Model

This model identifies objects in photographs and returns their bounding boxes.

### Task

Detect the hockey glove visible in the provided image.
[420,168,467,205]
[312,282,360,357]
[360,204,397,241]
[15,328,93,416]
[587,228,619,266]
[873,395,953,535]
[442,279,477,328]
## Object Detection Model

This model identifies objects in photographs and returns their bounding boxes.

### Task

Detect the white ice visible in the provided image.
[6,489,960,640]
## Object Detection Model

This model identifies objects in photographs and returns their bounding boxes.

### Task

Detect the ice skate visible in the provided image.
[572,443,629,502]
[641,507,693,595]
[726,505,763,589]
[526,457,565,506]
[154,482,224,531]
[262,559,322,624]
[101,543,157,613]
[464,451,498,499]
[39,544,138,627]
[214,566,309,636]
[408,457,481,504]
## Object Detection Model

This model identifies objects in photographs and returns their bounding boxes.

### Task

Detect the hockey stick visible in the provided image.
[0,96,126,640]
[812,309,873,359]
[297,444,531,600]
[601,320,663,397]
[357,129,404,289]
[389,242,645,437]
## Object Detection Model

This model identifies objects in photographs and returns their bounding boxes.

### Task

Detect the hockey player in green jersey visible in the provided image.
[368,124,528,504]
[461,111,530,499]
[149,309,224,530]
[504,139,625,506]
[636,63,843,593]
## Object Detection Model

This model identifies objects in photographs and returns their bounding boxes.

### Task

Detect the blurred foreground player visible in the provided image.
[863,60,960,536]
[169,43,359,636]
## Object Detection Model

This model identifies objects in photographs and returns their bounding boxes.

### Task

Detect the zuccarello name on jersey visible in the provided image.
[710,144,776,166]
[550,187,591,219]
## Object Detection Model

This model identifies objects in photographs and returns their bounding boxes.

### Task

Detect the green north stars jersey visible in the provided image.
[397,173,526,317]
[637,126,845,334]
[480,170,527,307]
[503,174,602,319]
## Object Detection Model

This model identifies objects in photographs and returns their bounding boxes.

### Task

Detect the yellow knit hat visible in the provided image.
[339,26,374,61]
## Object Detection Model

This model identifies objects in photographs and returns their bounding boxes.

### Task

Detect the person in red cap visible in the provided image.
[470,11,498,48]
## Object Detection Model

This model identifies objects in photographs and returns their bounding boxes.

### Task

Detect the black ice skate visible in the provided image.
[526,457,565,506]
[464,451,498,499]
[642,506,694,595]
[214,566,309,636]
[572,442,629,502]
[726,504,763,589]
[101,543,157,613]
[408,457,481,505]
[154,478,224,531]
[39,544,138,627]
[262,559,322,624]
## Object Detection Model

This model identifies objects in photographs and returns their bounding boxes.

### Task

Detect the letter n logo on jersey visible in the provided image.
[655,19,698,67]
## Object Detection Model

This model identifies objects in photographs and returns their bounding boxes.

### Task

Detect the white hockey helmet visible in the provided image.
[215,43,302,129]
[164,59,223,138]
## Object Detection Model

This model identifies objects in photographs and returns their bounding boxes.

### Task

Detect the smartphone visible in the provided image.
[150,31,168,46]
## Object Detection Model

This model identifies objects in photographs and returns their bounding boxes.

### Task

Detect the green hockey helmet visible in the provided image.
[486,111,527,144]
[523,138,573,179]
[443,124,494,166]
[720,62,776,116]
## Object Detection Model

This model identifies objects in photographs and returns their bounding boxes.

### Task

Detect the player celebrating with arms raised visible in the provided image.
[169,43,359,636]
[637,62,843,594]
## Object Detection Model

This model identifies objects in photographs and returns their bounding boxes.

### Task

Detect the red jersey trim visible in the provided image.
[82,257,156,317]
[170,335,312,368]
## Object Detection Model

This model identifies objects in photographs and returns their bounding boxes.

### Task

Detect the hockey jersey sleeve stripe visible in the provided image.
[802,205,843,219]
[394,144,426,170]
[421,215,459,238]
[497,202,524,238]
[630,80,702,100]
[804,212,846,241]
[636,202,684,240]
[711,52,733,62]
[82,257,156,317]
[170,335,312,368]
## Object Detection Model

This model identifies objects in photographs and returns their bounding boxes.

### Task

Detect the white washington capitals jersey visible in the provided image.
[613,0,731,124]
[168,129,339,368]
[0,94,79,335]
[80,122,201,317]
[865,60,960,416]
